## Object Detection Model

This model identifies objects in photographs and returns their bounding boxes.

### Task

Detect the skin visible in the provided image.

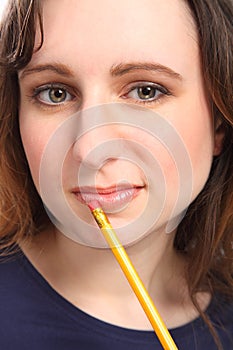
[19,0,218,329]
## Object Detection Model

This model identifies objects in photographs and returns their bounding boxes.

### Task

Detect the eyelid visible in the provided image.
[28,80,171,110]
[121,81,171,103]
[33,82,76,97]
[30,82,78,108]
[126,81,169,93]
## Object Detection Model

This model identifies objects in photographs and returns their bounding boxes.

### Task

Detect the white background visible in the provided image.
[0,0,8,20]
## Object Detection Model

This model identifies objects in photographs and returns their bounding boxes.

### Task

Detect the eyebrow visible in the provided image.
[110,62,183,81]
[19,63,75,80]
[19,61,182,81]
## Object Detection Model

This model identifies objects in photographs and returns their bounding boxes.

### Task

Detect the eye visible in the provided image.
[125,83,170,103]
[34,85,74,105]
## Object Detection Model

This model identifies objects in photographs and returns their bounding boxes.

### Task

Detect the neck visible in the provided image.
[54,226,181,296]
[22,224,198,330]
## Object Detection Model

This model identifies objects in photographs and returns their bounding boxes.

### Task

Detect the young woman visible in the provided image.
[0,0,232,349]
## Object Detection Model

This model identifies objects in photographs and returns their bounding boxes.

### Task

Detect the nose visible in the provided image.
[72,104,127,169]
[73,125,124,168]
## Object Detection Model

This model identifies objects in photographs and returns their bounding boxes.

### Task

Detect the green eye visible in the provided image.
[126,83,169,103]
[137,86,156,100]
[34,84,74,105]
[49,88,68,103]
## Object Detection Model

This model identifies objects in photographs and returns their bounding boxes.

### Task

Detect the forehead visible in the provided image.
[32,0,197,74]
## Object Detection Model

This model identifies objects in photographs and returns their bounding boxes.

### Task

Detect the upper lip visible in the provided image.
[72,185,143,194]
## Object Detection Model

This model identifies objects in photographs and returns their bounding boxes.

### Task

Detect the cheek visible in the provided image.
[20,130,45,189]
[128,103,214,203]
[19,115,54,190]
[185,129,213,198]
[173,108,214,199]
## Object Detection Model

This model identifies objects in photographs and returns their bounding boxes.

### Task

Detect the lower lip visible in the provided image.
[73,187,141,213]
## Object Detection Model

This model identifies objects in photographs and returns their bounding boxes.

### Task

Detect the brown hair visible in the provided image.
[175,1,233,346]
[179,0,233,295]
[0,0,46,252]
[0,0,233,347]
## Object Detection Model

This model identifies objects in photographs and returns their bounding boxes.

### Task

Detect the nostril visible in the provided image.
[73,136,127,168]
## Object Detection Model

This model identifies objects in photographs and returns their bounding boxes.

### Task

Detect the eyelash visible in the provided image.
[30,81,171,108]
[123,82,171,104]
[31,83,77,107]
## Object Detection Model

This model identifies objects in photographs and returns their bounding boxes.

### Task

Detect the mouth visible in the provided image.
[72,185,143,213]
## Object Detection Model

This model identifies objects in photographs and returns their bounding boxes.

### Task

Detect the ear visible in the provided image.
[213,120,225,156]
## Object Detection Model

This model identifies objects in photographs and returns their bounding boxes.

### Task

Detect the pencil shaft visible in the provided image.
[92,208,178,350]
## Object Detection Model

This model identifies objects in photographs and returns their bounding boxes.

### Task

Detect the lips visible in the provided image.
[72,185,142,212]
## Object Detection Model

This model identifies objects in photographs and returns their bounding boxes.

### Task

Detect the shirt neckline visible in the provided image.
[17,249,219,343]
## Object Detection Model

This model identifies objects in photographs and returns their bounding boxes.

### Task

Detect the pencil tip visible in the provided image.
[87,200,101,211]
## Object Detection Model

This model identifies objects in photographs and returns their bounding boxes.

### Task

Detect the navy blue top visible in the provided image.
[0,252,232,350]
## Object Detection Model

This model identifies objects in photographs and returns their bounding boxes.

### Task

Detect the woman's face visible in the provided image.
[19,0,216,247]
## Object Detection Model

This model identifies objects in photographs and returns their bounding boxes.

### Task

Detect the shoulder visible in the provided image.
[200,294,233,348]
[208,294,233,323]
[169,294,233,349]
[0,250,26,297]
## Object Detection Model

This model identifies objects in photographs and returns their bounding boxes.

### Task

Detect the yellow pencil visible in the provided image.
[88,202,178,350]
